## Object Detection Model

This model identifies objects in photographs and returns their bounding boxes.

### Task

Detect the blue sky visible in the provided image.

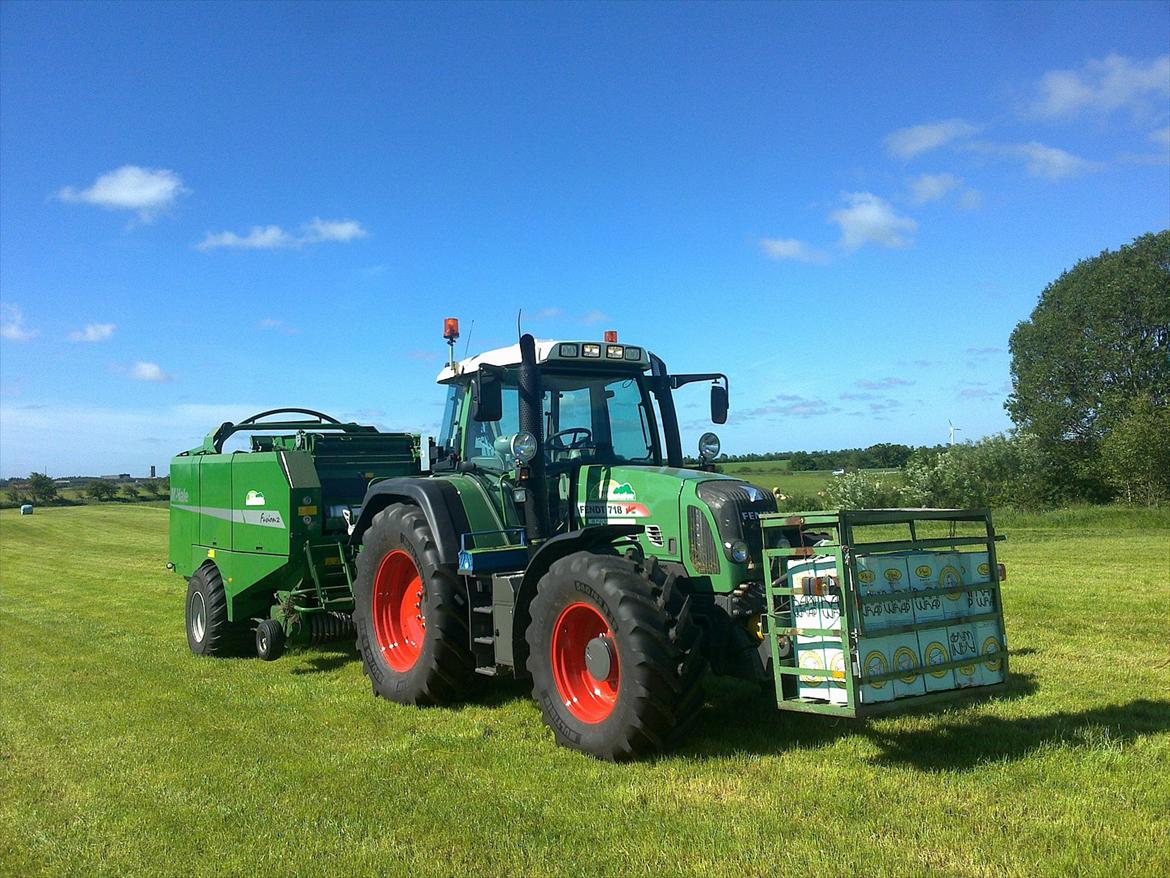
[1,1,1168,477]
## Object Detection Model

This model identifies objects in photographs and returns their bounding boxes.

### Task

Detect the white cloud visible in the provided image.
[760,238,830,264]
[257,318,298,334]
[0,304,38,341]
[1030,54,1170,119]
[1004,141,1100,180]
[856,377,913,390]
[884,119,979,159]
[581,310,609,324]
[957,189,984,211]
[301,218,368,243]
[829,193,917,250]
[532,308,564,320]
[197,218,369,251]
[56,165,188,221]
[1151,127,1170,148]
[129,361,172,382]
[908,173,962,205]
[67,323,116,342]
[196,225,295,251]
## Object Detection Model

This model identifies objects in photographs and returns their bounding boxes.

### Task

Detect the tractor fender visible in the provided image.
[349,478,470,567]
[510,524,643,677]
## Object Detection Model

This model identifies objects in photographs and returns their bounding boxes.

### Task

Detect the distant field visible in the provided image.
[718,463,903,498]
[2,505,1168,877]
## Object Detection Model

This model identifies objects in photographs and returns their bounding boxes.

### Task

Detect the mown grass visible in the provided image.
[1,505,1167,877]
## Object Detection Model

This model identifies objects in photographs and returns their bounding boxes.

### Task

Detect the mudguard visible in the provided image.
[349,478,470,566]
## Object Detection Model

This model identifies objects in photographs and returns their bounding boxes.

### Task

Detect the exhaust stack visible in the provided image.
[518,333,549,547]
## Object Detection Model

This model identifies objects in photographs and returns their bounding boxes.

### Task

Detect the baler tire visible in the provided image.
[185,563,247,657]
[525,550,707,761]
[255,618,286,661]
[351,504,478,706]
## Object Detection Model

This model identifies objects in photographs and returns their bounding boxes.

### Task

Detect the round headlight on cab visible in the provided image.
[509,431,539,462]
[726,539,749,564]
[698,431,721,460]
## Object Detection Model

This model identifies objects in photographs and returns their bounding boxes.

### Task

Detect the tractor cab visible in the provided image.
[431,327,730,539]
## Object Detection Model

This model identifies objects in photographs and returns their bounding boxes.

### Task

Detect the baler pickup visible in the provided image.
[761,508,1008,717]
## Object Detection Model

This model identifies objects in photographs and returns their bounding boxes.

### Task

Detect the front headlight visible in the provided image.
[510,431,539,462]
[698,431,721,460]
[726,539,749,563]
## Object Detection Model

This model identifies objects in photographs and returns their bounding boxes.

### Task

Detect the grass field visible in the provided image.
[716,462,903,498]
[2,505,1168,877]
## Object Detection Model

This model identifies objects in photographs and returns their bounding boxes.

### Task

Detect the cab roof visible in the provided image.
[436,339,651,383]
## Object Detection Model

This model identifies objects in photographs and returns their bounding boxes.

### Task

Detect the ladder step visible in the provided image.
[473,636,494,645]
[472,606,494,615]
[474,666,498,677]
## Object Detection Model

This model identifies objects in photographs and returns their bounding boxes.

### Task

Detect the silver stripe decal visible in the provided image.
[172,504,286,529]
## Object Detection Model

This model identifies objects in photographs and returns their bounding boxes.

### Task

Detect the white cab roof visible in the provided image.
[436,340,559,383]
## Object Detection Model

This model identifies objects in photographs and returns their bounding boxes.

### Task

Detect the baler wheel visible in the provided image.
[185,562,248,657]
[525,550,706,761]
[351,504,478,705]
[255,619,286,661]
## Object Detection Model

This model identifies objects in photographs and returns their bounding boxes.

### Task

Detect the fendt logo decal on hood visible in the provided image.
[578,501,651,520]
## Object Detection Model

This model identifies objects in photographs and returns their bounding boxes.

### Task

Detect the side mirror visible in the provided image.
[471,366,503,422]
[711,383,728,425]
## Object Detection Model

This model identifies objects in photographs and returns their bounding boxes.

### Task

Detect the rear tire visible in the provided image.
[352,504,477,705]
[255,618,286,661]
[526,551,706,760]
[185,563,247,656]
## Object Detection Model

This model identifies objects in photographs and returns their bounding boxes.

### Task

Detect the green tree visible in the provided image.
[86,481,118,502]
[1007,231,1170,501]
[27,472,58,503]
[901,433,1049,509]
[121,483,140,501]
[1100,396,1170,505]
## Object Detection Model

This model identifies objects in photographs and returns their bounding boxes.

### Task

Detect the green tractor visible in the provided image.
[171,321,1008,759]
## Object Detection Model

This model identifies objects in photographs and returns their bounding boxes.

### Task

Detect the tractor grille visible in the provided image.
[645,524,664,547]
[688,505,720,574]
[695,480,777,566]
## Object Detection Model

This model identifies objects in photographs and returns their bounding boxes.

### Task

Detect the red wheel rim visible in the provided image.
[371,550,425,672]
[551,602,619,723]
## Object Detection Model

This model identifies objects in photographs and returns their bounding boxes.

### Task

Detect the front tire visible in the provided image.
[526,551,706,760]
[352,504,477,705]
[255,618,286,661]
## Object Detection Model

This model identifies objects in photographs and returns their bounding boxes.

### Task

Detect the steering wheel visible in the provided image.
[547,427,593,452]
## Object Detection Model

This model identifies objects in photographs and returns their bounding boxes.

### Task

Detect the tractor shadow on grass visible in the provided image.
[862,697,1170,772]
[682,671,1170,771]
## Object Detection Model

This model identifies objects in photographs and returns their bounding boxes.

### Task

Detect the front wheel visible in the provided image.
[526,551,706,760]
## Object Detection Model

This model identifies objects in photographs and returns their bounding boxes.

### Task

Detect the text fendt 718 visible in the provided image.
[170,320,1009,759]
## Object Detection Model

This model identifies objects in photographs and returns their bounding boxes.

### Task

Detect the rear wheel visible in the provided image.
[352,504,477,705]
[526,551,706,760]
[185,563,247,656]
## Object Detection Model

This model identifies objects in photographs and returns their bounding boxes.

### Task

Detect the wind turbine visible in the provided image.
[948,419,962,446]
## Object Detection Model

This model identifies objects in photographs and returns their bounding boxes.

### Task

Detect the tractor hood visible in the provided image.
[573,465,776,587]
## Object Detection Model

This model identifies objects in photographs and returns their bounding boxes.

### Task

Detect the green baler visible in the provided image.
[169,408,422,658]
[170,325,1008,760]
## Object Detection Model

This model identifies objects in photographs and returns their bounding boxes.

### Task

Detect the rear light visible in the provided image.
[997,563,1007,582]
[443,317,460,340]
[604,330,618,343]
